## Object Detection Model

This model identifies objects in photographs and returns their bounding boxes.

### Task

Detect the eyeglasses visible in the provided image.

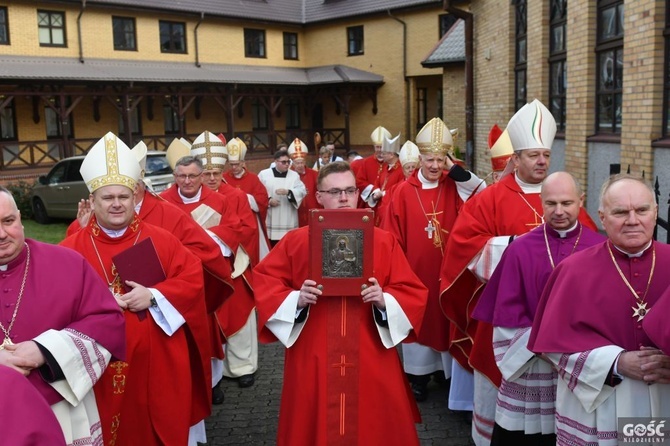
[276,160,291,165]
[203,171,222,178]
[174,173,202,181]
[318,187,359,197]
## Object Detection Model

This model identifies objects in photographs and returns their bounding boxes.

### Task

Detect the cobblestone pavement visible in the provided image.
[205,341,476,446]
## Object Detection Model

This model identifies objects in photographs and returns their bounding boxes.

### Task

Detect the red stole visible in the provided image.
[326,297,361,443]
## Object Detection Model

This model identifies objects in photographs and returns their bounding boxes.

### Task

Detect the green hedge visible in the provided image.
[5,180,34,220]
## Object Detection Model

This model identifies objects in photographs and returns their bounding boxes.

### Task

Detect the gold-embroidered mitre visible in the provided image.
[190,130,228,170]
[415,118,453,156]
[80,132,141,193]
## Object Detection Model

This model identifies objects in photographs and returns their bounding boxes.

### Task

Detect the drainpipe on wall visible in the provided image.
[77,0,87,63]
[444,1,474,172]
[195,12,204,67]
[387,10,410,140]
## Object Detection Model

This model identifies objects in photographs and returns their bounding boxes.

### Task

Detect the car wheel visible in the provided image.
[32,198,51,224]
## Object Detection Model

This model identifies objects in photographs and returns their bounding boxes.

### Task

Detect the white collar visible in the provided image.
[514,173,542,194]
[98,225,128,238]
[549,221,579,239]
[613,241,652,258]
[178,187,202,204]
[418,169,439,190]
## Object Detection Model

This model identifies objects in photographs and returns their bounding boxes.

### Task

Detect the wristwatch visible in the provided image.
[150,296,158,308]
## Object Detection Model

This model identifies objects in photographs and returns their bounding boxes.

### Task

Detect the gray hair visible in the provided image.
[175,156,203,172]
[598,173,656,212]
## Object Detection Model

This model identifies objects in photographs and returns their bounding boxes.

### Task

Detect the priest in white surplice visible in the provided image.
[0,186,125,445]
[529,174,670,446]
[259,145,307,245]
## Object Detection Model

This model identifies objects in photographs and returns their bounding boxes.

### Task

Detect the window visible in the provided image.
[163,100,180,134]
[439,14,457,38]
[549,0,567,132]
[245,28,266,58]
[283,32,298,60]
[286,99,300,129]
[45,98,74,138]
[437,89,443,120]
[159,21,186,54]
[38,10,66,47]
[514,0,527,111]
[596,0,624,133]
[417,88,427,130]
[119,106,142,136]
[347,26,364,56]
[113,16,136,51]
[0,7,9,45]
[0,102,16,140]
[252,99,269,130]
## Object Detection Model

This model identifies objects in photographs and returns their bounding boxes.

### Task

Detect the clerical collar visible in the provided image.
[272,167,288,178]
[514,173,542,194]
[549,221,579,239]
[0,242,28,271]
[233,169,246,179]
[417,168,439,190]
[613,241,652,258]
[178,187,202,204]
[134,199,143,214]
[99,224,128,238]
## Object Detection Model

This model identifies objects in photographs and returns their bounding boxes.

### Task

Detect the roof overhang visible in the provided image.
[0,56,384,87]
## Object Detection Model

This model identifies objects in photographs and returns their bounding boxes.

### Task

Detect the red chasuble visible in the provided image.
[293,166,321,227]
[439,174,599,384]
[351,155,383,208]
[216,182,260,266]
[66,192,233,357]
[60,215,210,446]
[373,162,405,225]
[161,184,256,344]
[223,168,271,240]
[382,169,463,352]
[254,227,427,446]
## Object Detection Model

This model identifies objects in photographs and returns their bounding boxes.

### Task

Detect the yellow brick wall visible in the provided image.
[564,0,596,187]
[620,0,665,176]
[471,1,515,178]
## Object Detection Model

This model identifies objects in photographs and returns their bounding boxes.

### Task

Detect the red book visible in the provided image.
[309,209,374,296]
[112,237,166,320]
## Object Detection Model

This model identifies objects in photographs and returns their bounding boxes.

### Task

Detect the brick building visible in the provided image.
[0,0,453,177]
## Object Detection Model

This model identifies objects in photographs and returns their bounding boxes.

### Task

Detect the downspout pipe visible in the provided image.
[388,10,410,140]
[77,0,87,63]
[195,12,204,67]
[444,1,475,172]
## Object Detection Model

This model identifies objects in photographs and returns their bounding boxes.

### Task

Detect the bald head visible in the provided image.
[541,172,584,231]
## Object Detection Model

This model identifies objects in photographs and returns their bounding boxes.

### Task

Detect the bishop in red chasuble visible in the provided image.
[254,162,427,446]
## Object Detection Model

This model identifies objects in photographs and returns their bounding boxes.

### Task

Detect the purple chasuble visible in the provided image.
[0,239,125,405]
[529,241,670,354]
[643,286,670,354]
[0,365,66,445]
[473,223,605,328]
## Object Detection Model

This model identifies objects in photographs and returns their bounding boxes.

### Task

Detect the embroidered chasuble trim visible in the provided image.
[326,296,361,444]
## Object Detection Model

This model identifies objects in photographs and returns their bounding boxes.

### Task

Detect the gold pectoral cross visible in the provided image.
[0,337,13,350]
[525,212,543,229]
[425,208,446,251]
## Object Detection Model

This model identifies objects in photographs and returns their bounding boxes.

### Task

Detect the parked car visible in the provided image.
[30,151,173,224]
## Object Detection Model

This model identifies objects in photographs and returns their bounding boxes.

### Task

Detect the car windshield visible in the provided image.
[146,155,172,176]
